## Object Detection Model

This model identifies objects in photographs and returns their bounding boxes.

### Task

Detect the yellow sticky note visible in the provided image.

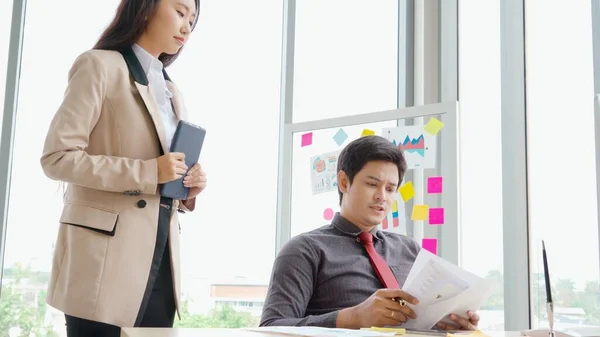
[361,129,375,137]
[411,205,429,220]
[424,117,445,135]
[392,200,398,212]
[398,181,415,202]
[364,327,406,335]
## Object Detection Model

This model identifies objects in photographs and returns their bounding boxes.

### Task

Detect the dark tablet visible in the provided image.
[160,120,206,200]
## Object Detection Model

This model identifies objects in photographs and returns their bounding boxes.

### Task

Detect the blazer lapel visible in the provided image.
[120,47,169,154]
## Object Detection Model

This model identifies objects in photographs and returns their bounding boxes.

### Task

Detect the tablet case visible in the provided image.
[159,120,206,200]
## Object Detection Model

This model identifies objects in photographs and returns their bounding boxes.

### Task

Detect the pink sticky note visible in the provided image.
[429,208,444,225]
[422,238,438,255]
[427,176,443,194]
[301,132,313,147]
[323,208,334,221]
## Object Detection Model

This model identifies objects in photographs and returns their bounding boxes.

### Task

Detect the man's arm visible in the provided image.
[259,236,339,328]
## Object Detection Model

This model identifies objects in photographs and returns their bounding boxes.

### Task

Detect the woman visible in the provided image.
[39,0,204,335]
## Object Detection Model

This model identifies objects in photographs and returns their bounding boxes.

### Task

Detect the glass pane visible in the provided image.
[457,0,505,331]
[525,0,600,332]
[0,1,122,335]
[292,0,398,123]
[161,0,282,327]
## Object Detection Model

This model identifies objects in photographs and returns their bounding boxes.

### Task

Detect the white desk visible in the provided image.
[120,328,522,337]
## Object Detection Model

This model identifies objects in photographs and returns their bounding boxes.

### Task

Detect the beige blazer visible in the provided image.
[40,47,193,327]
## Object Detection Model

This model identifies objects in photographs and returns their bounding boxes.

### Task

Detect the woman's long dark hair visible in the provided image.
[94,0,200,67]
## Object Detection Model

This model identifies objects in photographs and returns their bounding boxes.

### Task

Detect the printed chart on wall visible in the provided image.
[382,125,437,169]
[310,150,342,195]
[378,193,407,235]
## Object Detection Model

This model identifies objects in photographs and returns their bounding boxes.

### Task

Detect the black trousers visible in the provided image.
[65,197,175,337]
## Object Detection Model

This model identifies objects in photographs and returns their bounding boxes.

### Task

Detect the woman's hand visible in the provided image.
[157,152,187,184]
[183,163,207,199]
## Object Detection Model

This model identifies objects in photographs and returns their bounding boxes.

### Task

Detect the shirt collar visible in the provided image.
[331,213,382,241]
[132,44,164,76]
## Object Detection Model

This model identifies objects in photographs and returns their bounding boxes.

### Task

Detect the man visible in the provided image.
[260,135,479,330]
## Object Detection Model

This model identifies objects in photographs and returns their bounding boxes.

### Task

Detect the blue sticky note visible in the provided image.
[333,128,348,146]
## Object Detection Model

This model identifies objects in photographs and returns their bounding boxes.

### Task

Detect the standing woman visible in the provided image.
[39,0,205,336]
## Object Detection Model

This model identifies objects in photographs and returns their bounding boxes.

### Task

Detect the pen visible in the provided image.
[542,240,555,337]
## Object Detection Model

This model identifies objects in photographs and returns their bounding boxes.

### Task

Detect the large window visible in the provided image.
[0,0,282,335]
[525,0,600,330]
[457,0,505,330]
[292,0,398,123]
[0,2,121,335]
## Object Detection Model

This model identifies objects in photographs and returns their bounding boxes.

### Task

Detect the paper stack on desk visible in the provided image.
[400,249,496,330]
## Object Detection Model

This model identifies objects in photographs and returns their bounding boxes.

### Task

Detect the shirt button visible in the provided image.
[137,200,147,209]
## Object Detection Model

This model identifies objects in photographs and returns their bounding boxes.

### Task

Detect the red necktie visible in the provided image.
[358,232,399,289]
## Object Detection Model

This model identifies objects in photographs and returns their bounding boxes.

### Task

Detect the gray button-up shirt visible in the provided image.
[260,213,421,328]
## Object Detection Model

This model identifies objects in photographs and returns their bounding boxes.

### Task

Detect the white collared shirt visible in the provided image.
[132,44,179,150]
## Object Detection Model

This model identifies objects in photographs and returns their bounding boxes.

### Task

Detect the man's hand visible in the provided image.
[336,289,419,329]
[435,311,479,331]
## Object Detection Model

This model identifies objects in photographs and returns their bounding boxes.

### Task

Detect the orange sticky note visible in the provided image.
[398,182,415,202]
[424,117,444,136]
[411,205,429,221]
[361,129,375,137]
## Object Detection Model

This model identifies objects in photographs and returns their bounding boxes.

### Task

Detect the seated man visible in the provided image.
[260,135,479,330]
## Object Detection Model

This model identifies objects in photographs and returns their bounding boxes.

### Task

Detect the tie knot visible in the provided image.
[358,232,374,244]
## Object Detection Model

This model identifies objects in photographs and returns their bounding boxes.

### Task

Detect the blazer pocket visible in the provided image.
[60,202,119,236]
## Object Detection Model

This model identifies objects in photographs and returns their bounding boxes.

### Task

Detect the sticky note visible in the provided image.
[427,176,443,194]
[323,208,334,221]
[424,117,444,135]
[422,238,438,255]
[398,181,415,202]
[367,327,406,334]
[333,128,348,146]
[429,207,444,225]
[411,204,428,220]
[361,129,375,137]
[301,132,313,147]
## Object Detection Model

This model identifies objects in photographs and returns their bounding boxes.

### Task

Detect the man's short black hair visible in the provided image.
[337,135,407,205]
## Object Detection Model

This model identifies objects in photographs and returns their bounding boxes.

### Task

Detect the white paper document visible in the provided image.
[244,326,395,337]
[401,249,497,330]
